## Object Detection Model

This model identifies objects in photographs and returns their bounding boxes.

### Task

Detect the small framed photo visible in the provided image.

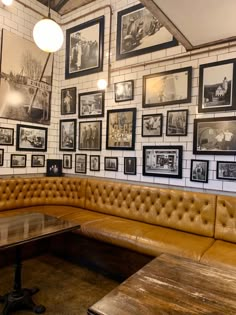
[11,154,26,168]
[16,124,47,152]
[190,160,209,183]
[0,127,14,145]
[124,157,136,175]
[79,120,102,151]
[59,119,77,151]
[0,149,4,166]
[75,154,87,173]
[78,90,104,118]
[114,80,134,102]
[63,154,72,169]
[104,157,118,171]
[142,114,163,137]
[61,87,76,115]
[90,155,100,171]
[31,155,45,167]
[216,161,236,180]
[46,159,63,177]
[166,109,188,136]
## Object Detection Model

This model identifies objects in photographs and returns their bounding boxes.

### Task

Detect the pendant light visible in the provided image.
[33,0,64,53]
[2,0,13,5]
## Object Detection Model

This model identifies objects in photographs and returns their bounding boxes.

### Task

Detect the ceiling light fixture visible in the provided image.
[2,0,13,5]
[33,0,63,53]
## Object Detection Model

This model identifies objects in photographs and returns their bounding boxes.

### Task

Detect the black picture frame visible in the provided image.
[90,155,100,171]
[142,114,163,137]
[61,87,76,115]
[0,149,4,166]
[216,161,236,180]
[166,109,188,136]
[198,58,236,113]
[104,157,118,171]
[16,124,47,152]
[31,155,45,168]
[116,3,178,60]
[78,90,104,118]
[10,154,26,168]
[143,145,182,178]
[124,157,136,175]
[75,154,87,174]
[63,154,72,169]
[190,159,209,183]
[143,67,192,108]
[79,120,102,151]
[114,80,134,102]
[0,127,14,145]
[65,16,105,79]
[193,117,236,155]
[46,159,63,177]
[106,108,136,150]
[59,119,77,151]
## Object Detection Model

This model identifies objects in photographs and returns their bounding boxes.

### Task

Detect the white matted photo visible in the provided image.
[16,124,47,152]
[190,160,209,183]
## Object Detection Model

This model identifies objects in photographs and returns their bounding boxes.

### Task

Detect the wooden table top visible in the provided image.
[88,253,236,315]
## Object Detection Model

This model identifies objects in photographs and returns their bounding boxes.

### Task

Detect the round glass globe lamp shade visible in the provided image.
[97,79,108,90]
[2,0,13,5]
[33,18,64,53]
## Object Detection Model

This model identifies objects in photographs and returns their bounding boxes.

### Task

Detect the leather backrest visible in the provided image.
[85,179,216,237]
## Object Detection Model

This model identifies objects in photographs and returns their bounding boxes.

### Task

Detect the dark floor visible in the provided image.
[0,255,120,315]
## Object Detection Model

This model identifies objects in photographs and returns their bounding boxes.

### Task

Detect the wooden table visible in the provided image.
[88,253,236,315]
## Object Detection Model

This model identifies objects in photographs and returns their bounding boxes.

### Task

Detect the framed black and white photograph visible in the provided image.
[124,157,136,175]
[104,157,118,171]
[90,155,100,171]
[216,161,236,180]
[63,154,72,169]
[143,145,182,178]
[0,149,4,166]
[106,108,136,150]
[0,127,14,145]
[190,160,209,183]
[166,109,188,136]
[143,67,192,108]
[0,30,53,125]
[78,90,104,118]
[198,58,236,113]
[61,87,76,115]
[114,80,134,102]
[46,159,63,177]
[16,124,47,152]
[31,155,45,167]
[59,119,76,151]
[193,117,236,155]
[116,3,178,60]
[11,154,26,168]
[79,120,102,151]
[65,16,104,79]
[75,154,87,174]
[142,114,162,137]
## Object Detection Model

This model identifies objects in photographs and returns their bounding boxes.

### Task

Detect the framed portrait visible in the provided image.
[0,30,53,125]
[78,90,104,118]
[216,161,236,180]
[114,80,134,102]
[142,114,162,137]
[31,155,45,167]
[79,120,102,151]
[46,159,63,177]
[90,155,100,171]
[143,67,192,108]
[16,124,47,152]
[116,3,178,60]
[193,117,236,155]
[75,154,87,174]
[63,154,72,169]
[198,58,236,113]
[0,149,4,166]
[65,16,104,79]
[59,119,76,151]
[11,154,26,168]
[190,160,209,183]
[104,157,118,171]
[143,145,183,178]
[166,109,188,136]
[106,108,136,150]
[0,127,14,145]
[124,157,136,175]
[61,87,76,115]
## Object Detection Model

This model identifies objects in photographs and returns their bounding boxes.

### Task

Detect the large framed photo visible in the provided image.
[61,87,76,115]
[106,108,136,150]
[16,124,47,152]
[116,3,178,60]
[124,157,136,175]
[193,117,236,155]
[143,145,182,178]
[198,58,236,113]
[166,109,188,136]
[0,30,53,125]
[143,67,192,108]
[78,90,104,118]
[0,149,4,166]
[142,114,162,137]
[63,154,72,169]
[59,119,76,151]
[11,154,26,168]
[216,161,236,180]
[46,159,63,177]
[104,157,118,171]
[75,154,87,174]
[0,127,14,145]
[79,120,102,151]
[65,16,104,79]
[31,155,45,167]
[190,160,209,183]
[114,80,134,102]
[90,155,100,171]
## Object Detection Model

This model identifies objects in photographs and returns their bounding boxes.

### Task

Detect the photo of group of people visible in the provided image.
[79,121,101,151]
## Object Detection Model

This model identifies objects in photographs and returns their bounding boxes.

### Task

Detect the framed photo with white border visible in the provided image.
[190,159,209,183]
